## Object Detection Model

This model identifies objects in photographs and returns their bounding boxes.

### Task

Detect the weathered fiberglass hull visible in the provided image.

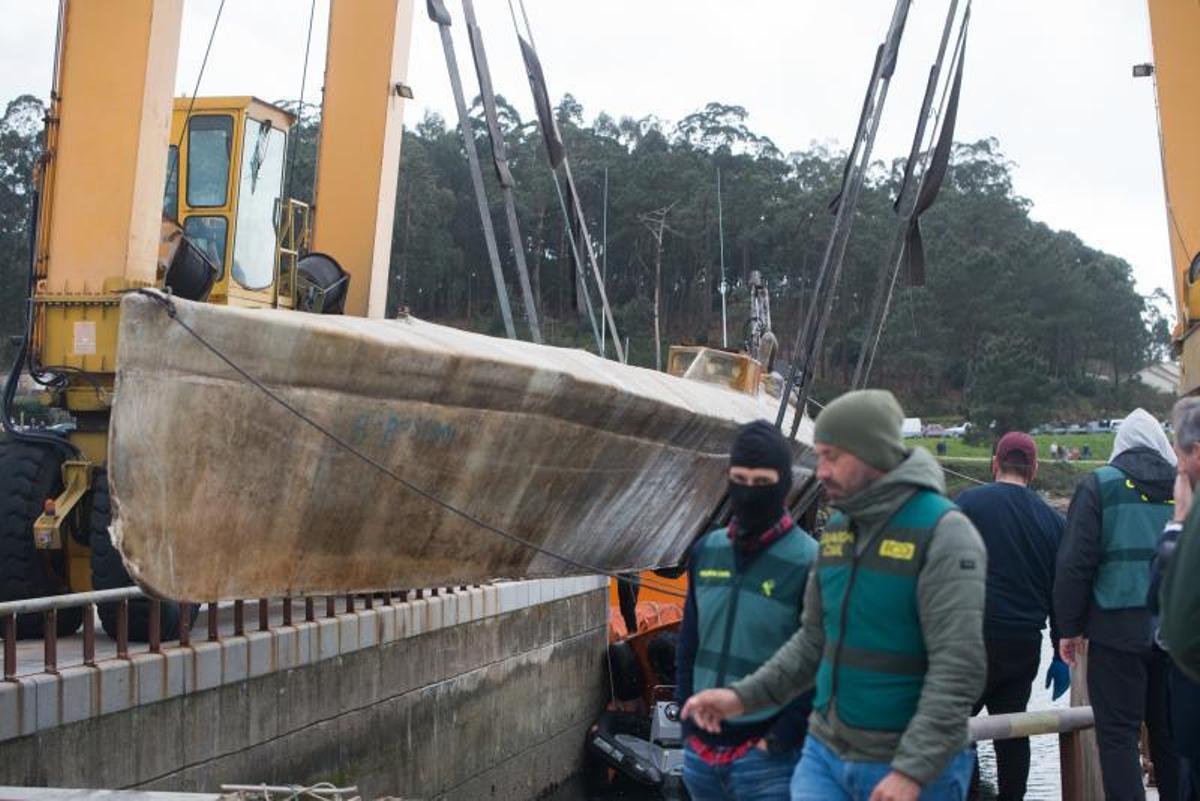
[108,293,813,602]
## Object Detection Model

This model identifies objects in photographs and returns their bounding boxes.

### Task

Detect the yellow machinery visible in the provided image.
[0,0,415,639]
[1145,1,1200,393]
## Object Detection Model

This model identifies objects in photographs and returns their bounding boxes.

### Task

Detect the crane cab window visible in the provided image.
[183,216,228,276]
[231,118,286,290]
[186,115,233,208]
[163,146,179,220]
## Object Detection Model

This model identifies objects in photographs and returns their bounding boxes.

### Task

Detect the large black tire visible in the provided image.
[0,439,84,639]
[608,640,644,702]
[89,471,197,642]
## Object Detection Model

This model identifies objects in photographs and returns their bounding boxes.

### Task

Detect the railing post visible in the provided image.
[207,601,219,642]
[148,600,162,653]
[325,597,336,618]
[3,614,15,681]
[233,600,244,636]
[43,609,58,674]
[82,604,96,667]
[116,599,129,660]
[305,597,315,622]
[258,599,269,632]
[283,596,293,626]
[178,603,192,647]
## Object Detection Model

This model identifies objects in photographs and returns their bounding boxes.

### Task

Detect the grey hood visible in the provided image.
[1111,408,1176,467]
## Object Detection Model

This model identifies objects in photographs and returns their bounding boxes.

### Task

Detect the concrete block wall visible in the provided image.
[0,577,610,800]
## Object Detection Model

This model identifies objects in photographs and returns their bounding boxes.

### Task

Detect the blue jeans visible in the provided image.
[683,741,801,801]
[791,736,974,801]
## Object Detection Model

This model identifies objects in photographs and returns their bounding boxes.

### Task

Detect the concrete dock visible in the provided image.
[0,577,609,799]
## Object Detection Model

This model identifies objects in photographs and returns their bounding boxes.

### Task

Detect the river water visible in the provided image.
[560,632,1070,801]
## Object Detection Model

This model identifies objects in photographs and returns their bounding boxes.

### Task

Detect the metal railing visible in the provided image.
[969,706,1097,801]
[0,585,480,682]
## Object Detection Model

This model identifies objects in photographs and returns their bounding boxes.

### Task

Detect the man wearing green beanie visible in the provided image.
[684,390,987,801]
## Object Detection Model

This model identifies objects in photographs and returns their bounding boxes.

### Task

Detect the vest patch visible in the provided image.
[821,530,853,558]
[698,568,731,579]
[761,579,776,597]
[879,539,915,560]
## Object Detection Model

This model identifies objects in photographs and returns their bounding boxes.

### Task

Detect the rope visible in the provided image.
[284,0,318,201]
[940,463,987,487]
[165,0,226,193]
[133,291,687,600]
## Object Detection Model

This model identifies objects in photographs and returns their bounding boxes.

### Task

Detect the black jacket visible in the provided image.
[1054,447,1175,653]
[957,482,1063,643]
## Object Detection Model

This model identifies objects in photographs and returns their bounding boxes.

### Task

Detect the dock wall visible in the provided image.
[0,578,609,799]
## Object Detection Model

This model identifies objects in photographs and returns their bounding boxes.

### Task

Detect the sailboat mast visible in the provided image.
[601,166,609,358]
[717,166,728,349]
[425,0,517,339]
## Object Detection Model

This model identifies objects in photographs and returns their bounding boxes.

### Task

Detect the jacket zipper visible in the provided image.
[715,569,747,687]
[830,523,862,702]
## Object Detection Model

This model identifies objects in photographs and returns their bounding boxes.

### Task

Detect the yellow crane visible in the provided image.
[1145,0,1200,393]
[0,0,416,640]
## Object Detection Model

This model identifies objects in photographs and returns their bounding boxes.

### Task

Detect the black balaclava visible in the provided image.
[728,420,793,540]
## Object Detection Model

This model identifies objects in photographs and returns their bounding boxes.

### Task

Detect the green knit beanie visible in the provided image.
[814,389,907,471]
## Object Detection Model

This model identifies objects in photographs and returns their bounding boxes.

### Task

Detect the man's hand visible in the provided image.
[680,688,744,734]
[868,770,920,801]
[1059,636,1086,668]
[755,738,770,752]
[1174,472,1193,523]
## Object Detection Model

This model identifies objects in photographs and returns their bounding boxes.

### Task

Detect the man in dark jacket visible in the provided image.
[1054,408,1181,801]
[675,420,818,800]
[957,431,1065,801]
[1153,397,1200,799]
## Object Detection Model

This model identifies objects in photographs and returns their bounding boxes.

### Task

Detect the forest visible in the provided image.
[0,92,1174,430]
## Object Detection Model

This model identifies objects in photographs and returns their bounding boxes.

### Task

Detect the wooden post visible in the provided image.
[1064,648,1105,799]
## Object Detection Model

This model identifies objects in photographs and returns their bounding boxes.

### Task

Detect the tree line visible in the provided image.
[0,93,1174,431]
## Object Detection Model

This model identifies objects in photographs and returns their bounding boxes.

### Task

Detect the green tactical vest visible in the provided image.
[692,526,818,724]
[813,490,954,732]
[1093,465,1173,611]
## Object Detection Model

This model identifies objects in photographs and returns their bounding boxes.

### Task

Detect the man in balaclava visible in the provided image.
[674,420,819,801]
[684,390,987,801]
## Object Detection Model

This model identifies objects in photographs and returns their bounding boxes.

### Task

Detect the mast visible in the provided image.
[425,0,517,339]
[775,0,914,438]
[717,166,728,349]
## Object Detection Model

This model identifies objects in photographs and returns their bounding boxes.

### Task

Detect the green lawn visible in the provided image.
[910,432,1117,461]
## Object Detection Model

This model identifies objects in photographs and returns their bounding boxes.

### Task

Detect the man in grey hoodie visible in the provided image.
[683,390,987,801]
[1054,408,1181,801]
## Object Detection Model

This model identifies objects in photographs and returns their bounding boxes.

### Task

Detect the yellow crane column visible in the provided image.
[1146,0,1200,393]
[311,0,416,318]
[32,0,183,460]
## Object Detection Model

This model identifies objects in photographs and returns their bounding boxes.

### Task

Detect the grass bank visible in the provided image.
[911,432,1117,461]
[939,457,1090,502]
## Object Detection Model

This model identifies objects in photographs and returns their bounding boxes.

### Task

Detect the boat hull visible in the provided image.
[108,293,811,601]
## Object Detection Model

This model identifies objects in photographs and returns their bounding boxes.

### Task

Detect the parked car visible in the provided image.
[923,424,946,437]
[945,422,972,438]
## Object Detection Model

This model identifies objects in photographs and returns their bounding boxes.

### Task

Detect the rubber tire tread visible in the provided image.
[609,640,644,702]
[89,471,196,642]
[0,439,84,639]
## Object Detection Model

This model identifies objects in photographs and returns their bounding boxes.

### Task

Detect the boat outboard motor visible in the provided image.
[164,234,218,302]
[296,252,350,314]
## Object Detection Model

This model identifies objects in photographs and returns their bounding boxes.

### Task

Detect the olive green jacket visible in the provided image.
[731,448,987,785]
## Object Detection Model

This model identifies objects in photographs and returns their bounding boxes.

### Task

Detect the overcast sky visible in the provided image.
[0,0,1174,309]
